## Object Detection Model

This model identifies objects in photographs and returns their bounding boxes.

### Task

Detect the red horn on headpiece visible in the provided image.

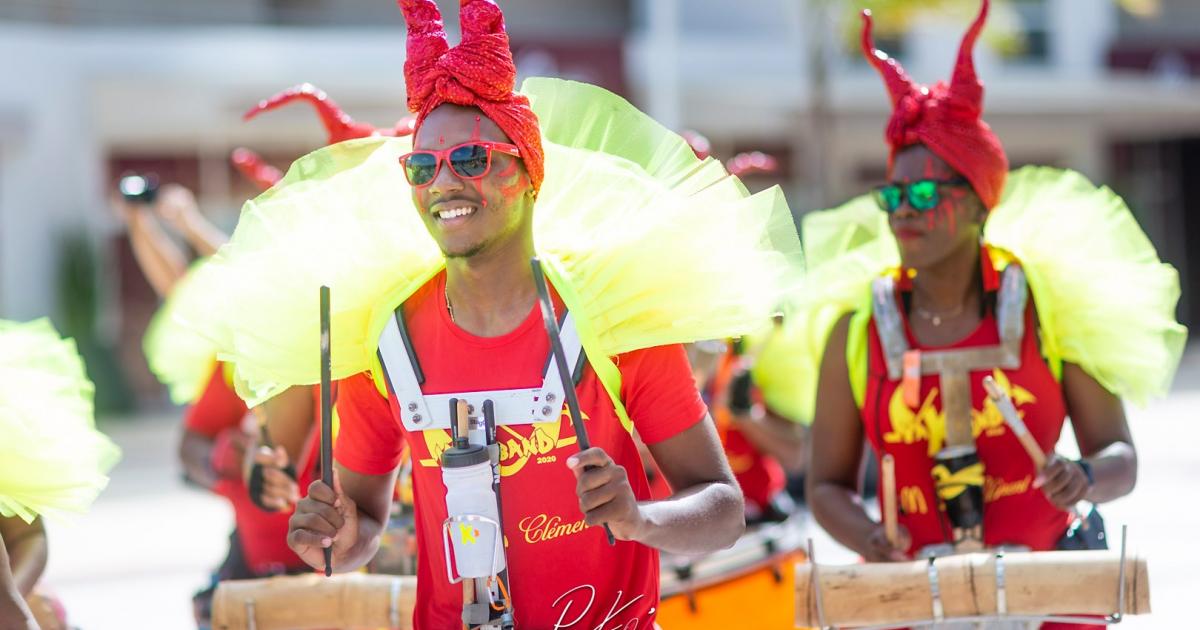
[949,0,989,113]
[399,0,450,114]
[243,83,377,144]
[230,148,283,191]
[422,0,518,105]
[391,115,418,137]
[860,9,916,106]
[459,0,506,42]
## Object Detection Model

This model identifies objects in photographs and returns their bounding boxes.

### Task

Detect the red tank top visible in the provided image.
[861,287,1073,555]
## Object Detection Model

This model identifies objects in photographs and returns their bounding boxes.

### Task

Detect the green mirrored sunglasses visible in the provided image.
[873,178,969,214]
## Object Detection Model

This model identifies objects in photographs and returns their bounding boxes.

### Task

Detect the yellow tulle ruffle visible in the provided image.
[143,258,221,404]
[0,319,120,522]
[186,78,805,404]
[772,166,1185,423]
[986,167,1187,405]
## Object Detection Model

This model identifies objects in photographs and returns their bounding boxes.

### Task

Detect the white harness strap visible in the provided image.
[871,265,1029,450]
[872,265,1028,380]
[377,306,584,435]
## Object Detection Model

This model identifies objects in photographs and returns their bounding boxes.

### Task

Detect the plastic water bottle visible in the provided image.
[442,444,505,579]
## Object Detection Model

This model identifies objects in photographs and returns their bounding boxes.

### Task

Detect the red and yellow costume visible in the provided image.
[785,4,1185,625]
[171,0,803,626]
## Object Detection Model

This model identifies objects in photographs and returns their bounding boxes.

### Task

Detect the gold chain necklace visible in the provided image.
[914,302,965,327]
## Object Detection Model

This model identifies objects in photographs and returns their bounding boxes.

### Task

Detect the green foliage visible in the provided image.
[56,231,134,414]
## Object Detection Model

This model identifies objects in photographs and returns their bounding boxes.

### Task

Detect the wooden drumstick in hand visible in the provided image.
[982,375,1047,470]
[456,399,470,443]
[881,454,898,547]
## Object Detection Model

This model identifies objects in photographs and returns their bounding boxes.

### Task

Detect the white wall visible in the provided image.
[0,27,105,320]
[0,22,411,318]
[626,0,1200,211]
[4,0,1200,316]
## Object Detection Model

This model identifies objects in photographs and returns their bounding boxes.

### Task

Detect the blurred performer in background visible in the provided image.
[673,134,806,523]
[803,1,1184,627]
[679,337,804,524]
[124,85,417,627]
[0,319,120,629]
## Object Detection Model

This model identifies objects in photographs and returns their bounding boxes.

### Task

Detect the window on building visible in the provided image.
[1008,0,1051,65]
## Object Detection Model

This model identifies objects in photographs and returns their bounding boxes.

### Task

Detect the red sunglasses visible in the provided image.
[398,141,522,187]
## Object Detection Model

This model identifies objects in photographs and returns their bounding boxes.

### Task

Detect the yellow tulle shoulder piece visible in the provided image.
[753,193,895,424]
[0,319,120,522]
[185,78,804,405]
[529,77,803,360]
[197,135,442,403]
[143,258,221,404]
[986,166,1187,404]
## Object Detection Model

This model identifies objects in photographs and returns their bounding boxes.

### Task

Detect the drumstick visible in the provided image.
[456,399,470,444]
[530,257,616,546]
[982,375,1046,470]
[881,454,898,547]
[462,579,474,630]
[319,285,333,577]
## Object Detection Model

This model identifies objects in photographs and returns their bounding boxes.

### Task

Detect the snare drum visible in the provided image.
[657,517,806,629]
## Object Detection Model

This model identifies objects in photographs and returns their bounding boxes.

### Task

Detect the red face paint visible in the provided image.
[495,172,525,204]
[470,116,487,207]
[494,159,518,178]
[925,155,944,231]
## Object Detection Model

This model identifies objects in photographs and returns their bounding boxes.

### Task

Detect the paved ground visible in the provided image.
[40,350,1200,629]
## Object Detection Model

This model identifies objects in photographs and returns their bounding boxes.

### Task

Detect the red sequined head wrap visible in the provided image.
[861,0,1008,210]
[399,0,544,192]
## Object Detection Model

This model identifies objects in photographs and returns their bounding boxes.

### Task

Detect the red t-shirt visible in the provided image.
[862,296,1073,555]
[184,362,249,437]
[336,272,707,630]
[185,364,312,575]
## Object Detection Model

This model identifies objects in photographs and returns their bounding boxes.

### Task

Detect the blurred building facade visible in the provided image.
[1,0,1197,408]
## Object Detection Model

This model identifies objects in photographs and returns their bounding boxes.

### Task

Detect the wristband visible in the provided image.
[1074,459,1095,487]
[249,460,298,512]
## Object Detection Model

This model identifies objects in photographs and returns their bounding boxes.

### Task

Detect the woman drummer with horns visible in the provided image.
[802,1,1185,627]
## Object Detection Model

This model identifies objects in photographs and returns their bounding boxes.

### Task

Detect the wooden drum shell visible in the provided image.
[795,550,1150,627]
[212,573,416,630]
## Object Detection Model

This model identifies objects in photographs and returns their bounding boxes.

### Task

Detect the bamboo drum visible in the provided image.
[796,550,1149,627]
[212,573,416,630]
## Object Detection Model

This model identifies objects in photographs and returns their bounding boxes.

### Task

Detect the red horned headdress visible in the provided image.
[861,0,1008,209]
[243,83,417,143]
[233,83,417,190]
[399,0,545,192]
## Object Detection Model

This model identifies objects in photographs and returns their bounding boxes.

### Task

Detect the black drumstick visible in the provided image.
[529,257,616,546]
[320,285,333,576]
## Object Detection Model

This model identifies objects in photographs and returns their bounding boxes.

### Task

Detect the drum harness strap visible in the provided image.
[871,264,1028,451]
[872,265,1028,550]
[377,304,587,437]
[375,301,587,630]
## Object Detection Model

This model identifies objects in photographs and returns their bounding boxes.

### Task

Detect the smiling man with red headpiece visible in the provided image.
[276,1,764,628]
